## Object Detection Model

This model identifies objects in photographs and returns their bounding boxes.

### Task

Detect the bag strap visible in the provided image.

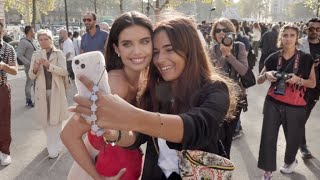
[182,150,235,171]
[277,50,300,74]
[24,38,37,51]
[152,137,160,155]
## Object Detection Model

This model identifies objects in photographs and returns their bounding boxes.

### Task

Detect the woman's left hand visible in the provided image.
[286,73,300,85]
[39,58,50,68]
[68,76,139,131]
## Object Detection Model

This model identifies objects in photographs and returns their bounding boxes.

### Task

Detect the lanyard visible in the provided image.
[277,50,300,74]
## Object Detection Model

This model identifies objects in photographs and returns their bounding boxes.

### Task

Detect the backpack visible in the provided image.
[247,46,257,70]
[234,43,256,89]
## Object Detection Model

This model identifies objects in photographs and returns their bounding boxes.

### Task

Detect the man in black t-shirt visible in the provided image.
[298,17,320,159]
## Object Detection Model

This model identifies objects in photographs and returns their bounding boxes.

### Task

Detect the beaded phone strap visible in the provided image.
[86,68,106,137]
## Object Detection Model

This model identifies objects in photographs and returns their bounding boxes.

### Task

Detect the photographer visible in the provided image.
[210,18,248,159]
[257,24,315,179]
[298,17,320,159]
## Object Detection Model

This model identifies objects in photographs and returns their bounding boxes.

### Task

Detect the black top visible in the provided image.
[264,50,314,105]
[308,42,320,100]
[260,30,279,55]
[127,81,230,180]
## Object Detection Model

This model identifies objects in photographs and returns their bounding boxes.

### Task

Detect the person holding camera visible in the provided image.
[298,17,320,159]
[210,18,248,159]
[257,24,316,179]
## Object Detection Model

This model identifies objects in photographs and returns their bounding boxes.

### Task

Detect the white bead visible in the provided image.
[93,85,99,92]
[90,94,98,102]
[91,103,97,112]
[91,124,99,132]
[96,129,105,136]
[90,114,97,121]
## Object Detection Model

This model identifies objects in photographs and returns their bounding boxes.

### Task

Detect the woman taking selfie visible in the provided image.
[66,14,238,179]
[257,24,316,179]
[61,11,153,180]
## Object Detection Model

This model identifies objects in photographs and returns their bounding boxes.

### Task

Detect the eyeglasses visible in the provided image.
[308,27,320,32]
[83,18,93,22]
[214,28,229,33]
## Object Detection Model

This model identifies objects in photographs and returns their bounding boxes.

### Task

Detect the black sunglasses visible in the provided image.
[308,27,320,32]
[83,18,93,22]
[215,28,229,33]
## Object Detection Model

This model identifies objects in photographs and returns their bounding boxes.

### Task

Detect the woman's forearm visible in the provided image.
[133,109,184,143]
[60,115,102,180]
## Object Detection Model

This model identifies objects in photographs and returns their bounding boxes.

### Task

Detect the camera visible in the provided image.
[221,33,234,46]
[273,72,292,95]
[313,54,320,63]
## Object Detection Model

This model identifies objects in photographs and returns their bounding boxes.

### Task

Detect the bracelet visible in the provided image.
[299,78,304,86]
[157,113,164,138]
[104,130,122,146]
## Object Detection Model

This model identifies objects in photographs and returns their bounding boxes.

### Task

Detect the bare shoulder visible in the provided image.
[108,70,129,99]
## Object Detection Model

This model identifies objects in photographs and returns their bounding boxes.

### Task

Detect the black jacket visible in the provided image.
[127,81,230,179]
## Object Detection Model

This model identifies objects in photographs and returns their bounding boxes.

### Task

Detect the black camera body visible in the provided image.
[313,54,320,63]
[273,72,292,95]
[221,33,234,46]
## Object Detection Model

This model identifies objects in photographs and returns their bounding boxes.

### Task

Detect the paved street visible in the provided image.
[0,67,320,180]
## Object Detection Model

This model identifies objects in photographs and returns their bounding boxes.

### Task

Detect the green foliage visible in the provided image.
[304,0,319,11]
[4,0,56,24]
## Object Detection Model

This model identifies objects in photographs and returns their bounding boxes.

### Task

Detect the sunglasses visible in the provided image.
[83,18,93,22]
[308,27,320,32]
[215,28,229,33]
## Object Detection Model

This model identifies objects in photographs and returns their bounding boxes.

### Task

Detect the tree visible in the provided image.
[304,0,320,16]
[4,0,56,25]
[287,2,314,21]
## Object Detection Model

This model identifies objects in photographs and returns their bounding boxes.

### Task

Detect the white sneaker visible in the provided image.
[0,152,12,166]
[280,159,298,174]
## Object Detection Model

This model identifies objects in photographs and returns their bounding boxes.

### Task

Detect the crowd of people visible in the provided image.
[0,10,319,180]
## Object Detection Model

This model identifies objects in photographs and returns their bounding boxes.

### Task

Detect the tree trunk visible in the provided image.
[64,0,69,32]
[94,0,97,14]
[31,0,36,28]
[120,0,124,14]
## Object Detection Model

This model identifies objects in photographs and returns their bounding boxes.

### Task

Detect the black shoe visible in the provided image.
[26,99,34,108]
[300,145,313,159]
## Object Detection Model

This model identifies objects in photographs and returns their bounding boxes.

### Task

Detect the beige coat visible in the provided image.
[29,47,68,127]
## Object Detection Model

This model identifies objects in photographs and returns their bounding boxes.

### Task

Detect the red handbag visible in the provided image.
[88,131,143,180]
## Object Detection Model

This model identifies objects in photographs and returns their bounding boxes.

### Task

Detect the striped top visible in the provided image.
[0,40,17,85]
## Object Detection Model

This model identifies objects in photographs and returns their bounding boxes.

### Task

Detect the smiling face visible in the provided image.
[83,14,96,31]
[113,25,152,72]
[153,31,186,83]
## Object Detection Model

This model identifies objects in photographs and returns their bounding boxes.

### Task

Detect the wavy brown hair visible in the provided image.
[139,15,238,118]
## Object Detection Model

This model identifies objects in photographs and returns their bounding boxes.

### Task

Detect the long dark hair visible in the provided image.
[139,15,238,117]
[105,11,153,72]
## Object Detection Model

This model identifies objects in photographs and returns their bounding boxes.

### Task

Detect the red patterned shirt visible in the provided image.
[0,40,17,85]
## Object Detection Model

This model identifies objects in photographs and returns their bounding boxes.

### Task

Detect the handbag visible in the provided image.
[240,69,256,89]
[177,150,235,180]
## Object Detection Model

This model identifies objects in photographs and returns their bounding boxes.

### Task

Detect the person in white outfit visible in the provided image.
[249,22,261,58]
[28,29,68,158]
[60,29,75,80]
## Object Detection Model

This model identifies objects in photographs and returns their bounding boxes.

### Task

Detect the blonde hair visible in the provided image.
[277,23,300,48]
